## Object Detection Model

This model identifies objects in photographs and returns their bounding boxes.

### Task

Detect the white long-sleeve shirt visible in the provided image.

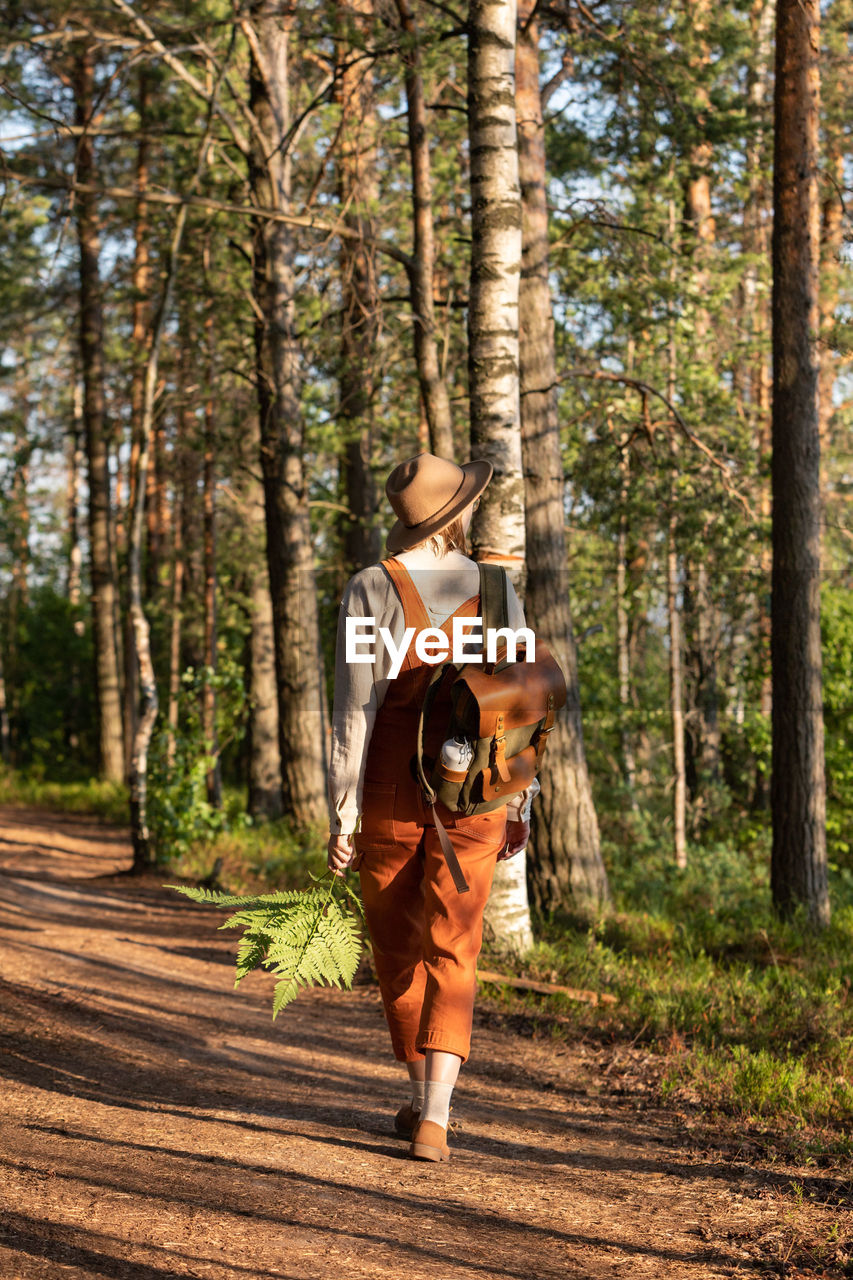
[327,548,539,835]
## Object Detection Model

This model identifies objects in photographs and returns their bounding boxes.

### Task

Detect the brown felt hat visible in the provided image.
[385,452,493,554]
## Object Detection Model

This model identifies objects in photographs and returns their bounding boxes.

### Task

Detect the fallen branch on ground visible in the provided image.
[477,969,618,1006]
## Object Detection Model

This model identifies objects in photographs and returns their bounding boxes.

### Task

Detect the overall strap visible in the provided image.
[381,557,432,634]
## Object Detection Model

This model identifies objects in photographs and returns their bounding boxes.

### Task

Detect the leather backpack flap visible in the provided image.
[461,640,568,736]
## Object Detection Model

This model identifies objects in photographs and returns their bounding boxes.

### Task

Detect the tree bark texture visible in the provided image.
[667,512,688,869]
[396,0,455,460]
[72,46,125,783]
[249,1,328,826]
[465,0,533,948]
[237,411,283,819]
[337,0,382,573]
[67,380,84,609]
[616,448,637,802]
[203,291,222,808]
[515,0,609,913]
[467,0,525,574]
[123,83,149,778]
[770,0,829,926]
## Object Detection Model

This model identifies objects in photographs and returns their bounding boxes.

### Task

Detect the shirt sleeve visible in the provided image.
[327,573,380,837]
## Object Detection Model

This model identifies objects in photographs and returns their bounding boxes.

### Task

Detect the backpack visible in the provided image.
[414,563,567,892]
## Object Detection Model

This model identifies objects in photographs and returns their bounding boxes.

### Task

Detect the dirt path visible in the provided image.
[0,805,847,1280]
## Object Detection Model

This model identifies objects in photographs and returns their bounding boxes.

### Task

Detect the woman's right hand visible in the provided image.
[327,833,354,877]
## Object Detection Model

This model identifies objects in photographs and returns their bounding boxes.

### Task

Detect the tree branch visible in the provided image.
[531,367,755,517]
[2,167,414,270]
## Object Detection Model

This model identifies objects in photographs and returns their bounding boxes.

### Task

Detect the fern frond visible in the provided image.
[168,873,365,1017]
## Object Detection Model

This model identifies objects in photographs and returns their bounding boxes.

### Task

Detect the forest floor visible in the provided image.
[0,804,850,1280]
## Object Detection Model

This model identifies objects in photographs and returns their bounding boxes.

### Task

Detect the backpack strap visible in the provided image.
[415,662,471,894]
[478,563,509,642]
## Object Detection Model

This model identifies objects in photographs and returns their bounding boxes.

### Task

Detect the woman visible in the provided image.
[326,452,539,1162]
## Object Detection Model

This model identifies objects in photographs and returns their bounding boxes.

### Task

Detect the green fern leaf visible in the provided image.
[167,873,365,1017]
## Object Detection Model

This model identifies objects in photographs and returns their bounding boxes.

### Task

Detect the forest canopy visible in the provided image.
[0,0,850,927]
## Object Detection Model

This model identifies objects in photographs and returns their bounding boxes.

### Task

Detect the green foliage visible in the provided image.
[168,873,365,1016]
[663,1042,853,1130]
[822,580,853,865]
[0,765,127,823]
[482,835,853,1135]
[147,660,250,863]
[0,587,96,774]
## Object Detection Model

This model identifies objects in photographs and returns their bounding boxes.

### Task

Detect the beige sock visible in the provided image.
[421,1080,454,1128]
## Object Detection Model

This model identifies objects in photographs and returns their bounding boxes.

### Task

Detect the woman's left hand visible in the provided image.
[499,819,529,861]
[327,833,354,877]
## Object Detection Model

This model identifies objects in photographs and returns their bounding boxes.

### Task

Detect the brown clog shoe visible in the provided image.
[408,1118,450,1162]
[394,1102,421,1139]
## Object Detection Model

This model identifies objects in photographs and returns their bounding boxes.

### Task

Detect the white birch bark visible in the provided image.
[466,0,532,953]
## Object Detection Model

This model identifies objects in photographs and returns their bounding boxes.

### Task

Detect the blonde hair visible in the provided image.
[412,516,467,557]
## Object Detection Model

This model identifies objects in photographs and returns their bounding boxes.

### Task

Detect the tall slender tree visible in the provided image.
[72,43,125,782]
[515,0,610,911]
[770,0,829,925]
[467,0,532,950]
[337,0,382,573]
[247,0,328,825]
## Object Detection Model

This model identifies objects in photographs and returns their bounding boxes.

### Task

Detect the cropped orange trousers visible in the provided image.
[353,784,507,1064]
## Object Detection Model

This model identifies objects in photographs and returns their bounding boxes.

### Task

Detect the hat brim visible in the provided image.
[385,458,494,554]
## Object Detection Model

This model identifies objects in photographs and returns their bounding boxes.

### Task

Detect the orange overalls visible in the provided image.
[352,557,508,1064]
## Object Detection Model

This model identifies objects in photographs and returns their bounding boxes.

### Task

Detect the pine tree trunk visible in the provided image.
[72,46,125,783]
[123,81,149,778]
[166,476,184,772]
[667,512,688,870]
[240,410,283,819]
[743,0,775,797]
[465,0,533,948]
[67,379,84,609]
[616,451,637,802]
[337,0,382,573]
[248,1,327,826]
[395,0,455,460]
[514,0,609,912]
[0,644,9,766]
[203,292,222,809]
[770,0,829,926]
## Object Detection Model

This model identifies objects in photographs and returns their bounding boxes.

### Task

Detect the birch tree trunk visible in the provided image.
[395,0,455,460]
[514,0,609,913]
[467,0,525,574]
[466,0,532,951]
[770,0,829,925]
[72,45,125,783]
[248,1,327,825]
